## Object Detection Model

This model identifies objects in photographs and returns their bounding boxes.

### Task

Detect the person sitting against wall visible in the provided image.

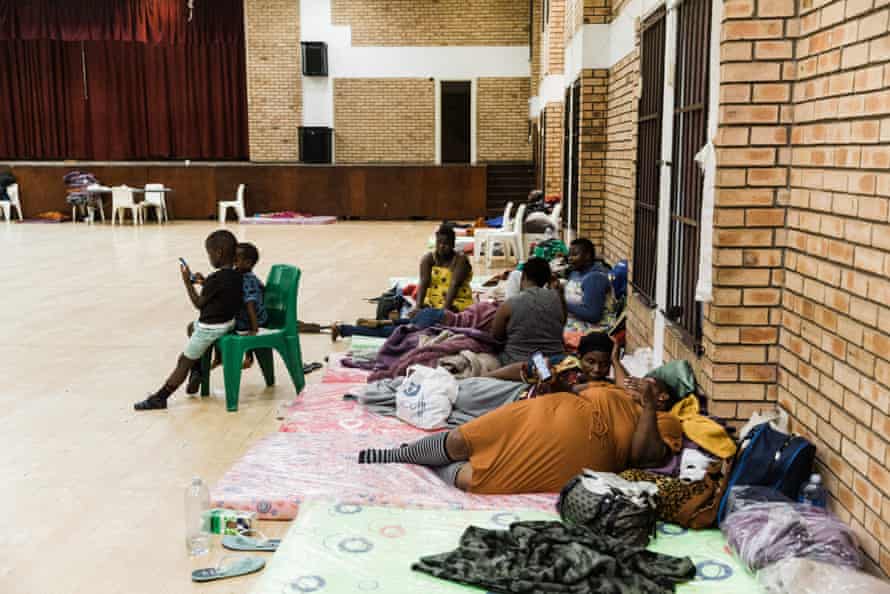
[357,370,683,494]
[490,257,566,366]
[484,330,625,389]
[564,238,614,332]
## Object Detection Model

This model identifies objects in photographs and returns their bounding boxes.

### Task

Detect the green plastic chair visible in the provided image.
[200,264,305,411]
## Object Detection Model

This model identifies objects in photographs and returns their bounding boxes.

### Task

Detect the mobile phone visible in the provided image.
[179,258,196,281]
[531,351,551,381]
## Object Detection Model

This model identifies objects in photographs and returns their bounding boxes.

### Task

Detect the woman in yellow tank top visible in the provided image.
[413,224,474,314]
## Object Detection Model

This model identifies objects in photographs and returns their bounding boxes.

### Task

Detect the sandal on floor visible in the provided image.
[299,321,323,333]
[133,394,167,410]
[222,530,280,552]
[302,362,323,375]
[191,556,265,582]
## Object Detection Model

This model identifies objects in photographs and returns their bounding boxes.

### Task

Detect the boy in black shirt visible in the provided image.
[134,230,243,410]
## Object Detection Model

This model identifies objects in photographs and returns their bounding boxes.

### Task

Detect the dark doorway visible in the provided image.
[441,81,471,163]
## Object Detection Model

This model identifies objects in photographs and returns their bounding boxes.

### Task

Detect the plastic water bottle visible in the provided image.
[798,473,827,508]
[185,477,211,556]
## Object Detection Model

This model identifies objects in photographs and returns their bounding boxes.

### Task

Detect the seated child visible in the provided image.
[191,242,269,379]
[134,230,242,410]
[231,242,268,368]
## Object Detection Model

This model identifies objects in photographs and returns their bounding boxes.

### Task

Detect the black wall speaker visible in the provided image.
[301,42,328,76]
[299,127,332,163]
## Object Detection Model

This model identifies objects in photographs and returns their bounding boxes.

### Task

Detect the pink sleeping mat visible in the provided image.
[323,352,371,383]
[278,382,416,436]
[240,215,337,225]
[213,383,557,519]
[211,431,558,520]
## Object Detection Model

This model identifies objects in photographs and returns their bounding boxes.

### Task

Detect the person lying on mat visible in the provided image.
[484,330,619,384]
[188,242,269,386]
[330,308,445,341]
[135,230,242,410]
[490,257,566,366]
[411,223,473,315]
[563,238,613,331]
[358,373,682,494]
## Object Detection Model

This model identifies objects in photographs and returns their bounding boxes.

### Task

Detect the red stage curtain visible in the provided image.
[0,0,248,160]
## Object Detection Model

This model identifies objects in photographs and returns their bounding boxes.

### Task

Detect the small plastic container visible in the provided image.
[798,473,827,508]
[185,477,211,556]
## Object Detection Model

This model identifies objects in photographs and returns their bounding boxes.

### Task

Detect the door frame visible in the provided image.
[435,78,477,165]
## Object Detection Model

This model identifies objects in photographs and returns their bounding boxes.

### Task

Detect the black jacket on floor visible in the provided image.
[413,521,696,594]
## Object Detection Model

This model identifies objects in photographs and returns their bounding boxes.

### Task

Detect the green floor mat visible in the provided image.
[650,524,763,593]
[348,335,387,354]
[251,502,762,594]
[251,503,556,594]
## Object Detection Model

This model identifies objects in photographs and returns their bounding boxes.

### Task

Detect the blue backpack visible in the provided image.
[717,423,815,524]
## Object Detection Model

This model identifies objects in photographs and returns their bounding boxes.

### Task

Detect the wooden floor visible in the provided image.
[0,220,457,594]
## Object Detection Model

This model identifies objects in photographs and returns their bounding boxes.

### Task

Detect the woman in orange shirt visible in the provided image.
[358,373,683,494]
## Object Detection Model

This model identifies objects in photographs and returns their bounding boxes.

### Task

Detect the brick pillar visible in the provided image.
[245,0,301,162]
[604,50,639,265]
[705,0,795,423]
[547,0,566,76]
[578,68,608,250]
[543,102,564,196]
[584,0,612,24]
[532,0,543,97]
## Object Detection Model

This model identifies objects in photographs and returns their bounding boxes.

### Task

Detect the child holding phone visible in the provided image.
[134,230,242,410]
[191,242,268,376]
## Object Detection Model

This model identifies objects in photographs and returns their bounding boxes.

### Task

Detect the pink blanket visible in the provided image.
[279,382,421,436]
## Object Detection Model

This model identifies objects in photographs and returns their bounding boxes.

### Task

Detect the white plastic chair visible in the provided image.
[84,184,107,224]
[1,183,23,223]
[218,184,246,223]
[473,201,514,261]
[141,183,168,223]
[484,203,527,268]
[524,200,564,253]
[111,186,142,225]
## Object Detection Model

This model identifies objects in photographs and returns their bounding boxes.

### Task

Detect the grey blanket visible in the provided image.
[357,377,525,428]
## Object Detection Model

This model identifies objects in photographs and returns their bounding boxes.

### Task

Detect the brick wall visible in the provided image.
[533,0,543,97]
[781,0,890,574]
[245,0,301,162]
[627,294,655,352]
[577,69,609,251]
[543,102,565,196]
[708,0,791,429]
[333,78,435,164]
[477,77,533,163]
[548,0,567,75]
[585,0,612,24]
[331,0,529,46]
[604,50,639,265]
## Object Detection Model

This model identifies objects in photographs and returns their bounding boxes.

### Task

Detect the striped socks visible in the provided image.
[358,432,452,466]
[432,462,466,487]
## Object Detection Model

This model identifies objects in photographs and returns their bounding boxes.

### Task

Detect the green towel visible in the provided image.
[647,359,697,399]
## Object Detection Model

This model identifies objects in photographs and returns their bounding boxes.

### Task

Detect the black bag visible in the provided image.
[717,423,815,524]
[557,470,658,548]
[367,286,405,321]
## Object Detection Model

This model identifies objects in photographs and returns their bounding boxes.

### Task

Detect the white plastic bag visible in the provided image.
[759,558,890,594]
[395,365,458,429]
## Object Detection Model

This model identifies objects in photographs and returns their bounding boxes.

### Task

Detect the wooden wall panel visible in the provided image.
[5,164,487,220]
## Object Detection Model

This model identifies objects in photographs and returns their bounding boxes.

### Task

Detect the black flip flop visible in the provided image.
[302,362,323,374]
